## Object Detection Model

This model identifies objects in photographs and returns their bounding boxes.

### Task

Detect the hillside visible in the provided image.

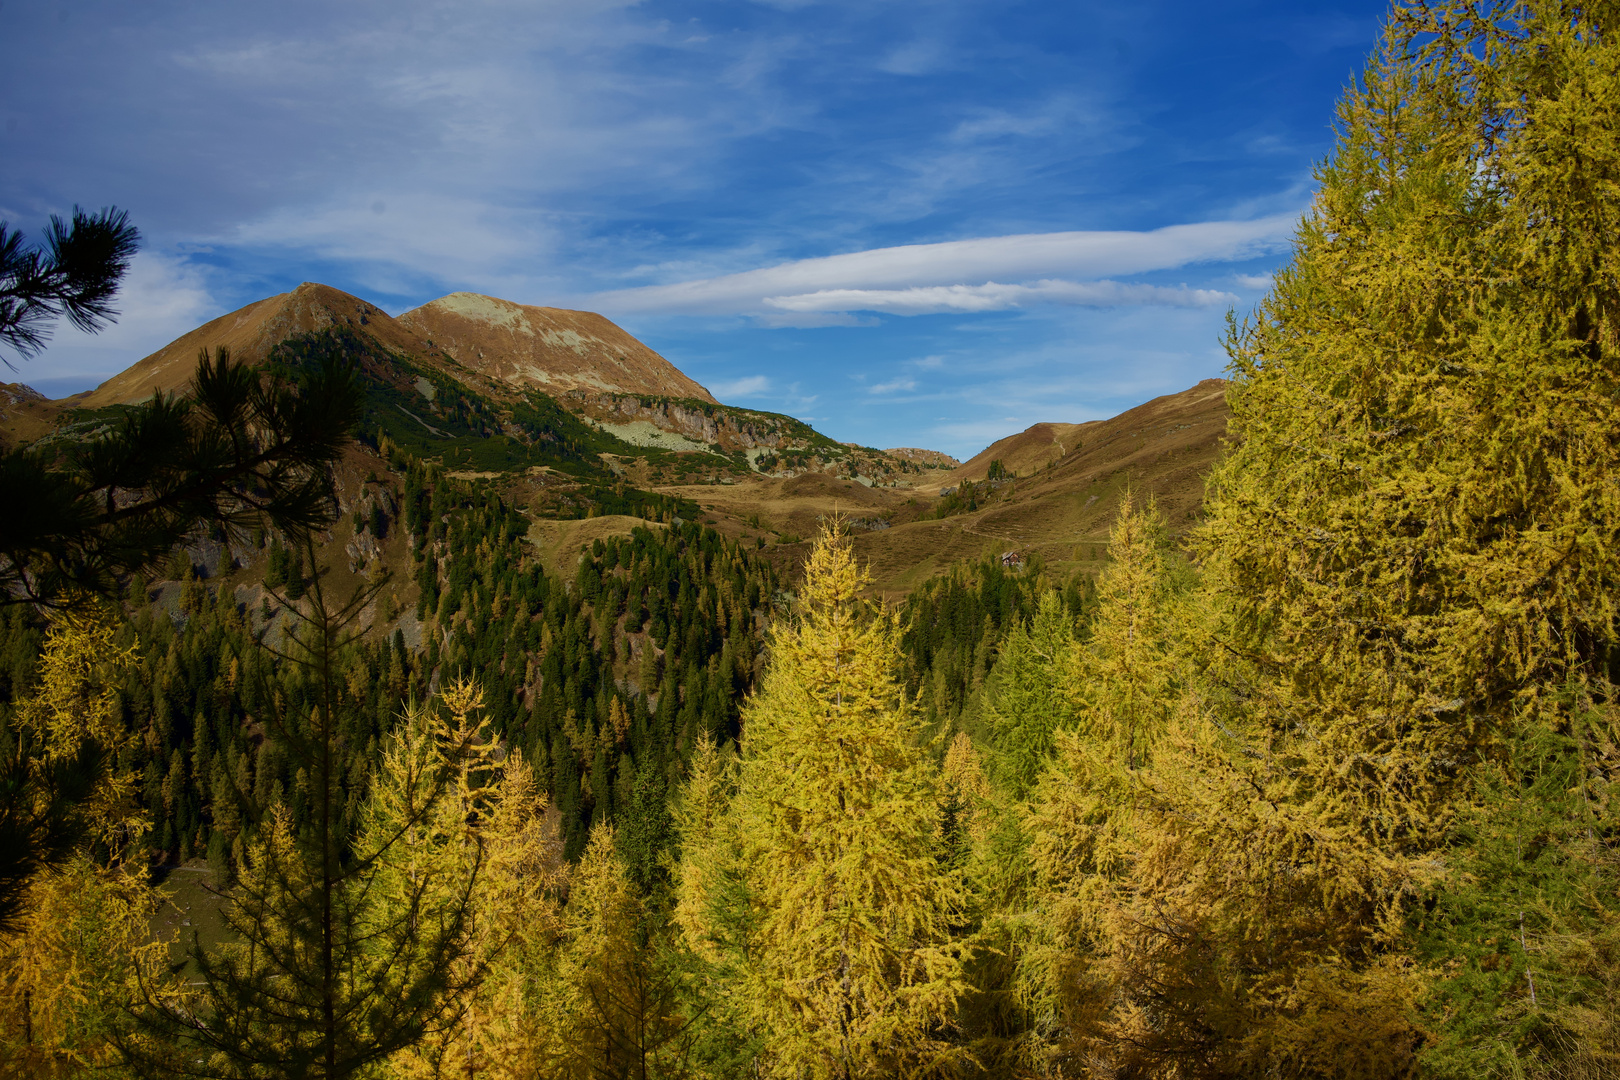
[52,282,944,490]
[945,421,1088,483]
[17,8,1620,1075]
[661,379,1230,596]
[75,284,445,408]
[6,281,1231,598]
[396,292,717,403]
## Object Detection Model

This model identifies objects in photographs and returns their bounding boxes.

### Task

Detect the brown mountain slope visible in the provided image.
[850,378,1231,594]
[0,383,59,449]
[76,283,438,408]
[396,292,717,403]
[636,379,1231,597]
[73,284,710,412]
[958,377,1229,537]
[946,422,1086,485]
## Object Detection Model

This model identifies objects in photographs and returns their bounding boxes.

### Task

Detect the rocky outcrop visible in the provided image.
[570,392,807,452]
[883,447,960,469]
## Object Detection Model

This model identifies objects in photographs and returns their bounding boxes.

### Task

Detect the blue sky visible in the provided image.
[2,0,1390,459]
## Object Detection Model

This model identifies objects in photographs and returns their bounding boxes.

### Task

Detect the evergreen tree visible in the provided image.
[128,559,482,1080]
[0,345,362,607]
[1417,705,1620,1078]
[0,205,139,363]
[979,591,1079,798]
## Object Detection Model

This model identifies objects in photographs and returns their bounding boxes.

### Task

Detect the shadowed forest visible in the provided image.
[8,2,1620,1078]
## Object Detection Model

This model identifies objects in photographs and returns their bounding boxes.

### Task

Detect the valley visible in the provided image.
[0,280,1231,612]
[12,6,1620,1075]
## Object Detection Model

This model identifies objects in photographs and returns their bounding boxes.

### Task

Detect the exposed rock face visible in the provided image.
[883,447,960,468]
[0,384,45,406]
[397,292,716,403]
[570,392,803,452]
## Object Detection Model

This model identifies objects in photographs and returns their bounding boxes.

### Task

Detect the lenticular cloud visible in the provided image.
[762,279,1237,315]
[587,215,1288,318]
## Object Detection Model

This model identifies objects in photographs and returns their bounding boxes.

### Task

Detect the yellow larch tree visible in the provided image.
[679,521,968,1080]
[1024,492,1190,1074]
[539,823,697,1080]
[375,678,564,1080]
[0,602,169,1079]
[1020,3,1620,1075]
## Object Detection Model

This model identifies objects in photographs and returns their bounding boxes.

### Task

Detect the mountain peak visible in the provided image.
[77,283,430,407]
[72,284,714,409]
[398,292,716,404]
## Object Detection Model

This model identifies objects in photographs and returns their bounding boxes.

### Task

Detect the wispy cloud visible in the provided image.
[708,374,772,398]
[753,312,879,329]
[589,217,1291,317]
[766,279,1236,315]
[8,0,1366,451]
[878,39,951,76]
[870,377,918,394]
[949,95,1093,142]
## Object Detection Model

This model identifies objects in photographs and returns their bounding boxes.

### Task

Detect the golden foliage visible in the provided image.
[677,521,969,1079]
[12,600,145,853]
[380,680,565,1080]
[1016,3,1620,1075]
[0,602,166,1078]
[0,858,171,1079]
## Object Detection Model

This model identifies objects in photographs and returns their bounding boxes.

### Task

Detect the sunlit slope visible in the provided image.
[72,283,720,413]
[38,282,926,486]
[642,380,1230,596]
[942,421,1089,486]
[397,292,717,403]
[848,379,1227,592]
[75,284,448,408]
[8,269,1229,600]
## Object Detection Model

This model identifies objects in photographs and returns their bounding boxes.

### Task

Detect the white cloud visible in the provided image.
[230,194,553,291]
[28,252,222,387]
[870,377,918,394]
[709,374,772,398]
[1235,273,1275,289]
[781,382,818,410]
[753,312,878,329]
[589,217,1292,316]
[908,354,945,369]
[83,0,814,296]
[765,279,1237,315]
[949,95,1093,142]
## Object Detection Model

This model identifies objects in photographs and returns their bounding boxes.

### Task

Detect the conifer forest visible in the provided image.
[11,2,1620,1077]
